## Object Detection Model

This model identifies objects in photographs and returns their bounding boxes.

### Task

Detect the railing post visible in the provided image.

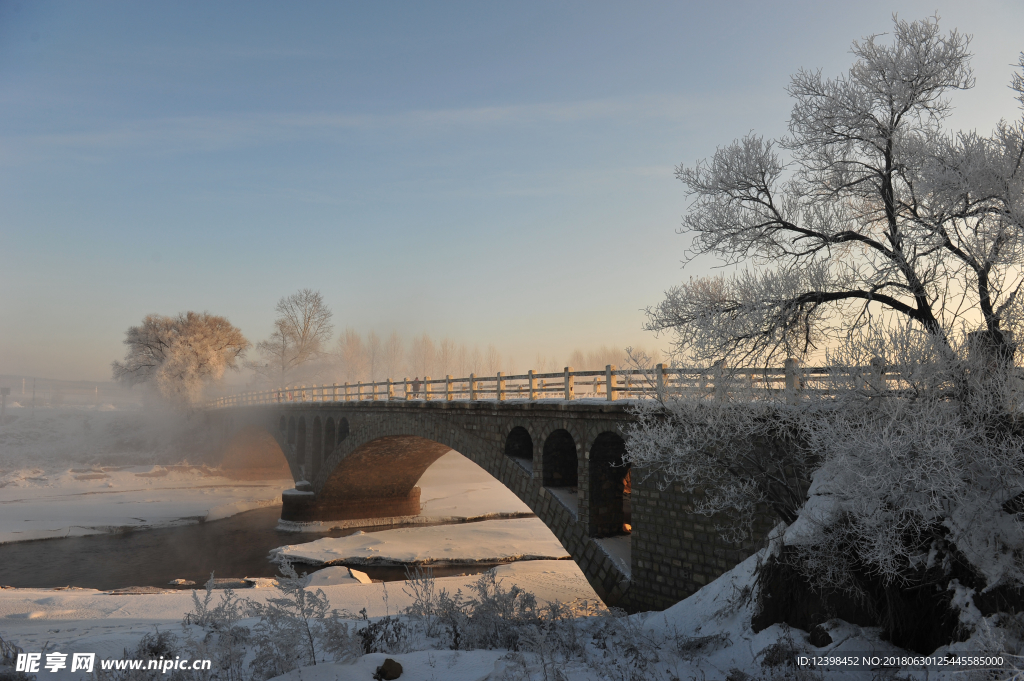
[357,381,363,401]
[342,382,347,401]
[606,365,617,401]
[470,374,477,400]
[564,366,574,401]
[404,377,410,401]
[331,383,337,402]
[387,378,394,400]
[371,381,377,400]
[424,376,431,401]
[784,357,800,405]
[528,370,536,400]
[446,375,453,401]
[496,372,505,401]
[713,361,726,403]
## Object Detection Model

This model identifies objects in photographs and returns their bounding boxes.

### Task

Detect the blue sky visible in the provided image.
[2,1,1023,381]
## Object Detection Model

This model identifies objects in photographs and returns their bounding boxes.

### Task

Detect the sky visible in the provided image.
[2,1,1023,382]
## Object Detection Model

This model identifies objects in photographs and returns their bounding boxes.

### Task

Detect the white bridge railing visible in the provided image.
[210,360,843,408]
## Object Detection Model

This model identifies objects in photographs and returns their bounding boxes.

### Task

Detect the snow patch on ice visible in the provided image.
[273,518,570,566]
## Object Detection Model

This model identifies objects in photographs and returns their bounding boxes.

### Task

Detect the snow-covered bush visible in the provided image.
[246,561,355,677]
[403,567,539,651]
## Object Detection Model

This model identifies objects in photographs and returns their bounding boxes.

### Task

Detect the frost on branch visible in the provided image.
[112,311,249,410]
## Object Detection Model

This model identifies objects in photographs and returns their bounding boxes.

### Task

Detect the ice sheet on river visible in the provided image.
[273,517,570,566]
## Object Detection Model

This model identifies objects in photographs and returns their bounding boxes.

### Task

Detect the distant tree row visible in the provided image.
[111,288,656,408]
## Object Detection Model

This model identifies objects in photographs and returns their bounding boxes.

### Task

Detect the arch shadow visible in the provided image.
[543,429,577,488]
[505,426,533,471]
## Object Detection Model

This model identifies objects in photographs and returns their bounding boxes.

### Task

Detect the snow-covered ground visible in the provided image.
[0,561,599,681]
[5,551,1009,680]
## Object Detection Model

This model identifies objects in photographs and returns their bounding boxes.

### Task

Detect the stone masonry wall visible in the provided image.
[629,475,777,611]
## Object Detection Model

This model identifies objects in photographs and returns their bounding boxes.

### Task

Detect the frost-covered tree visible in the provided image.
[251,289,334,385]
[629,18,1024,648]
[112,312,249,410]
[648,17,1023,368]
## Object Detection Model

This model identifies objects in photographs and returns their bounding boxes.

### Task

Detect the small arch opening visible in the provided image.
[588,431,630,537]
[337,417,350,444]
[287,417,296,445]
[505,426,533,471]
[542,429,577,488]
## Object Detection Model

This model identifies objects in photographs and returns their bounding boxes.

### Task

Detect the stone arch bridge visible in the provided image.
[206,400,771,611]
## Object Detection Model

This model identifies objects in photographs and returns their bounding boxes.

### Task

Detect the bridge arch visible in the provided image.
[210,403,643,609]
[208,400,778,612]
[310,435,450,521]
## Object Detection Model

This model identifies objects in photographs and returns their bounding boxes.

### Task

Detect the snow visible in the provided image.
[273,518,571,566]
[305,566,372,586]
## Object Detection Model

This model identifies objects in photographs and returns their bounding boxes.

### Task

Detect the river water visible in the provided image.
[0,507,500,590]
